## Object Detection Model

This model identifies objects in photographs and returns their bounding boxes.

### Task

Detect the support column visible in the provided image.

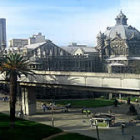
[109,93,113,100]
[22,87,36,115]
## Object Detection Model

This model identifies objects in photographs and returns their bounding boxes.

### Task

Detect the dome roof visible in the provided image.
[104,11,140,40]
[104,25,140,40]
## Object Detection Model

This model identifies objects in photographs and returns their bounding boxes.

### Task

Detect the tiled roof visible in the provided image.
[24,42,46,49]
[60,46,97,55]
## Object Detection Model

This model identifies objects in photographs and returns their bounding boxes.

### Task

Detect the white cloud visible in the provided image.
[49,8,120,46]
[120,0,140,29]
[3,1,140,46]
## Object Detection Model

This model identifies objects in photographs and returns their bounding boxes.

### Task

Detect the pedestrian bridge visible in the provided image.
[19,71,140,95]
[1,70,140,95]
[1,71,140,115]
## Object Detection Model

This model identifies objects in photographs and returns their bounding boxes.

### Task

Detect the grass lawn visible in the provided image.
[122,96,140,102]
[0,113,62,140]
[51,133,96,140]
[54,98,114,108]
[0,113,96,140]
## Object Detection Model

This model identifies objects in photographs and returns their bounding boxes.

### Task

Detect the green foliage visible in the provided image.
[0,53,33,78]
[0,53,33,127]
[122,96,140,102]
[97,122,108,127]
[0,113,62,140]
[0,113,95,140]
[55,98,114,108]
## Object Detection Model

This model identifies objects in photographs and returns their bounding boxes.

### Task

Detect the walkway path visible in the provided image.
[42,132,67,140]
[0,100,140,140]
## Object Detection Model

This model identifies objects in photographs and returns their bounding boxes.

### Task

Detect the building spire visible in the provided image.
[115,11,128,25]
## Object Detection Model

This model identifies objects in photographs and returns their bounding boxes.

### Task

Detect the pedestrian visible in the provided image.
[114,99,118,107]
[82,107,86,114]
[89,118,94,127]
[135,99,138,103]
[121,122,125,135]
[42,103,46,112]
[2,97,5,101]
[127,97,130,105]
[131,135,135,140]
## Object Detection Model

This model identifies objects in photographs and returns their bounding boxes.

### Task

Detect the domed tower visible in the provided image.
[115,10,128,25]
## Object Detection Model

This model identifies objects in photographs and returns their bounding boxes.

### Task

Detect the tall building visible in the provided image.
[9,32,46,48]
[0,18,6,50]
[28,33,46,45]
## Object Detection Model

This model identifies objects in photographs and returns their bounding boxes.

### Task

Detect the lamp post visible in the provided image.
[92,122,100,140]
[95,124,100,140]
[51,105,54,127]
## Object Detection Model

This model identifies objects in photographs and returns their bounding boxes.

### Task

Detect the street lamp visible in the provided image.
[91,120,100,140]
[95,124,100,140]
[51,104,54,127]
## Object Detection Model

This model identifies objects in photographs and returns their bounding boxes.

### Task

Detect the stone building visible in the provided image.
[96,11,140,73]
[21,40,101,72]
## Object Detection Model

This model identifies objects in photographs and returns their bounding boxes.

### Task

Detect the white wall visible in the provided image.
[19,71,140,91]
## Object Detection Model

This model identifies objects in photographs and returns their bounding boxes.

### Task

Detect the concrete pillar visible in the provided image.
[22,87,36,115]
[109,93,113,100]
[119,93,122,99]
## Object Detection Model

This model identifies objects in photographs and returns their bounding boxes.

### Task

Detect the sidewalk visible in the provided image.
[0,100,140,140]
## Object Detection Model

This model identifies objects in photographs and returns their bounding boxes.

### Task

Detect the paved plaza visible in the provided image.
[0,100,140,140]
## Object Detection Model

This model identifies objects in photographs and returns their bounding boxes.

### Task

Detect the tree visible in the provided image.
[0,53,32,128]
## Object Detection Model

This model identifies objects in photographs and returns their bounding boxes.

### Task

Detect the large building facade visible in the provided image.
[21,41,101,72]
[5,11,140,74]
[96,11,140,73]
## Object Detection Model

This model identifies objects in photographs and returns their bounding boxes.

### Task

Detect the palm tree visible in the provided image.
[0,53,32,128]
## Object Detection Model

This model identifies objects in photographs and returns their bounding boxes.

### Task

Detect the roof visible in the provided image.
[129,57,140,60]
[104,11,140,40]
[107,56,140,61]
[60,46,98,55]
[5,47,19,51]
[108,63,125,66]
[106,56,128,61]
[82,47,97,53]
[23,42,46,49]
[104,25,140,40]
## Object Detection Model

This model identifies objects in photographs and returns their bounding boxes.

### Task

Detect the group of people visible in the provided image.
[1,96,8,102]
[42,103,52,112]
[41,102,71,112]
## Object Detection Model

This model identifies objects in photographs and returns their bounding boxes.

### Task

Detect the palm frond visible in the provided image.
[0,53,33,78]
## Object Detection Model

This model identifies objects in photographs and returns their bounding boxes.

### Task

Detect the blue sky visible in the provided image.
[0,0,140,46]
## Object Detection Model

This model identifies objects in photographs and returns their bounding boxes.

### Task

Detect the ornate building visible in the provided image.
[5,11,140,74]
[96,11,140,73]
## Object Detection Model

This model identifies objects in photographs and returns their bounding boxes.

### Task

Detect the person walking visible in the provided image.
[42,103,46,112]
[114,99,118,107]
[121,122,125,135]
[131,135,135,140]
[127,97,131,105]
